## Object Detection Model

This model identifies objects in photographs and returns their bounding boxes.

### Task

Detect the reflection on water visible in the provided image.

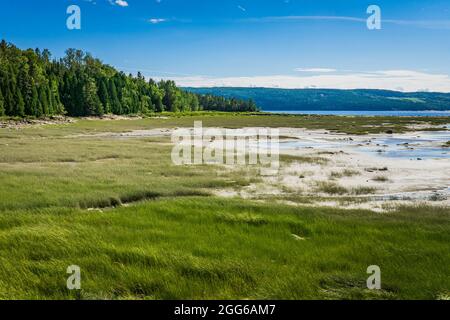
[280,130,450,160]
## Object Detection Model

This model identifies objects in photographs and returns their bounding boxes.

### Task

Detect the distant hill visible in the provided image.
[184,87,450,111]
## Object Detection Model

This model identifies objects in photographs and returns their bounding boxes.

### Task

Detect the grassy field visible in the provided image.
[0,114,449,300]
[2,112,449,136]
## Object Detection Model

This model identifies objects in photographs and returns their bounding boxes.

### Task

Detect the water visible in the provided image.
[359,131,450,159]
[266,110,450,117]
[280,130,450,160]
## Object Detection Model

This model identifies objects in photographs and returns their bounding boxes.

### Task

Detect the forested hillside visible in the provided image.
[0,41,257,117]
[186,87,450,111]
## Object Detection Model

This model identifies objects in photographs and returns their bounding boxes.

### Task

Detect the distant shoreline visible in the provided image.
[265,110,450,117]
[186,87,450,113]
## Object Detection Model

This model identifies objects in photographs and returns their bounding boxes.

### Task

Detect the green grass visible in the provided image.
[0,135,252,211]
[314,181,377,196]
[280,154,329,165]
[330,169,360,179]
[314,181,349,195]
[2,112,449,136]
[0,199,448,300]
[351,186,378,195]
[0,115,449,300]
[372,176,390,182]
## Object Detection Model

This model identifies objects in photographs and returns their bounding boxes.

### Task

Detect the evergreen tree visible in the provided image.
[150,84,164,113]
[39,86,48,115]
[47,86,54,114]
[82,78,103,116]
[98,79,111,114]
[160,80,182,112]
[50,80,64,114]
[16,90,25,117]
[30,86,40,117]
[0,89,4,116]
[4,86,14,116]
[17,64,33,114]
[109,79,122,114]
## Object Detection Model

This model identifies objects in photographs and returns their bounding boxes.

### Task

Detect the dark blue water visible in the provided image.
[266,110,450,117]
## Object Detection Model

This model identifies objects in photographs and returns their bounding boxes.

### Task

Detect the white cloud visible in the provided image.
[295,68,337,73]
[155,70,450,92]
[110,0,128,7]
[148,18,167,24]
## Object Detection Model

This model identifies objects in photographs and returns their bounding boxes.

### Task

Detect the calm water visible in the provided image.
[266,110,450,117]
[280,131,450,160]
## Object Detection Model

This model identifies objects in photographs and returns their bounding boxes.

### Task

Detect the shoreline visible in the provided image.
[264,110,450,117]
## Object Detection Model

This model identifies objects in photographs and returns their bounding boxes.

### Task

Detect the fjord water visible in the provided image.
[267,110,450,117]
[270,110,450,159]
[280,129,450,160]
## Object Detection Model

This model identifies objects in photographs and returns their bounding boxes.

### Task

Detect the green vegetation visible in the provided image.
[330,169,360,179]
[62,112,450,134]
[0,135,245,211]
[351,186,377,195]
[0,116,449,300]
[314,181,349,195]
[0,40,257,118]
[280,154,329,165]
[2,112,449,135]
[186,87,450,111]
[1,199,449,300]
[372,176,390,182]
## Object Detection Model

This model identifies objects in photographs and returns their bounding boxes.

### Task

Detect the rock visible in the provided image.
[292,234,306,241]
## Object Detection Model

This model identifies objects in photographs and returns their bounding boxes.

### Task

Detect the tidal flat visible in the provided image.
[0,113,449,300]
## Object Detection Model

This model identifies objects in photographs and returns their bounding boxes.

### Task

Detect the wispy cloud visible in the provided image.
[154,70,450,93]
[245,15,366,23]
[146,17,192,25]
[383,19,450,29]
[238,5,247,12]
[148,18,167,24]
[242,15,450,30]
[295,68,337,73]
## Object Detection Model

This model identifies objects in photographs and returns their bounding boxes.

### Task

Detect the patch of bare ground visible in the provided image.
[82,114,143,121]
[0,116,75,129]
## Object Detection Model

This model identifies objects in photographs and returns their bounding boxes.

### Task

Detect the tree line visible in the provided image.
[0,40,258,117]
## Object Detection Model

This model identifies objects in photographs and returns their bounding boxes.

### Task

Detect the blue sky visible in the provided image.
[1,0,450,91]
